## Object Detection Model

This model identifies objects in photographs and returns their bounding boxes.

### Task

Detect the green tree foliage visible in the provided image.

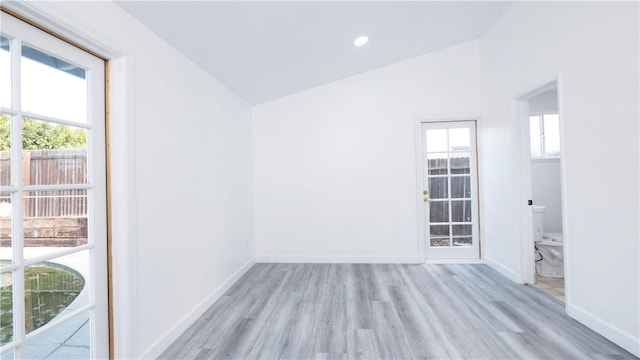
[0,113,86,151]
[0,114,8,151]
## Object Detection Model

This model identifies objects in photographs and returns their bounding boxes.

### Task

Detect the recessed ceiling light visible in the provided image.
[354,36,368,47]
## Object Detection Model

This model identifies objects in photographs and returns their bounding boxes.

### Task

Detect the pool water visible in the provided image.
[0,261,85,345]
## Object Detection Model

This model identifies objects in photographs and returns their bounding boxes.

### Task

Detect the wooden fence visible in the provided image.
[0,150,87,217]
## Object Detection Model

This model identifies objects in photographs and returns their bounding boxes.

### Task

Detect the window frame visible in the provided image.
[529,111,560,160]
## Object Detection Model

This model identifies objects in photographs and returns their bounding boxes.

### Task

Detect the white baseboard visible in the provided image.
[484,256,523,284]
[138,257,256,359]
[424,259,485,264]
[567,302,640,357]
[256,255,424,264]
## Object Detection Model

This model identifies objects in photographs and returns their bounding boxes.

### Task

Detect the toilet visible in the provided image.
[533,206,564,278]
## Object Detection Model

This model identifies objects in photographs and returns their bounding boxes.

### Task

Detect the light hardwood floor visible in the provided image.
[160,264,637,360]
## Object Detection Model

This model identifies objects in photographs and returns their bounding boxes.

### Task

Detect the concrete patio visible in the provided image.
[1,248,90,359]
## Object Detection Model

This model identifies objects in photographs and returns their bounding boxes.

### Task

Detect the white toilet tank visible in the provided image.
[533,205,546,242]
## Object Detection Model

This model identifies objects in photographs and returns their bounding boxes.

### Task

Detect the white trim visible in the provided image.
[414,114,481,124]
[414,119,426,259]
[555,75,571,308]
[474,117,486,260]
[256,256,424,264]
[424,259,484,264]
[8,34,26,360]
[566,302,640,357]
[531,158,560,163]
[1,1,122,59]
[109,54,140,360]
[484,256,523,284]
[138,258,257,360]
[513,96,536,285]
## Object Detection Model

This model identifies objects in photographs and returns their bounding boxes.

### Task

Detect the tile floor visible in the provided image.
[534,275,565,302]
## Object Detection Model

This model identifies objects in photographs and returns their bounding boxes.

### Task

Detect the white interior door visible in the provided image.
[421,121,480,261]
[0,12,108,359]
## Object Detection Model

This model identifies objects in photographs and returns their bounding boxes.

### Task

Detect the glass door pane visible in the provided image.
[543,114,560,157]
[422,121,480,260]
[21,44,87,123]
[1,271,13,345]
[24,311,90,359]
[0,36,10,108]
[0,114,11,187]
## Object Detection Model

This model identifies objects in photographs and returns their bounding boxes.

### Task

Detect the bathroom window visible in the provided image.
[529,113,560,159]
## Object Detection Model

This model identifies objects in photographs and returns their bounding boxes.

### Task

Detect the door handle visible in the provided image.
[423,197,431,202]
[423,190,429,195]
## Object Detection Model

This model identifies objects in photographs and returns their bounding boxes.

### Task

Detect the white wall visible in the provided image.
[20,2,255,358]
[480,2,639,355]
[252,41,481,262]
[529,89,558,113]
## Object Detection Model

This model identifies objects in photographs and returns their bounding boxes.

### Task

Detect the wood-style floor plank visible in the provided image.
[159,264,637,360]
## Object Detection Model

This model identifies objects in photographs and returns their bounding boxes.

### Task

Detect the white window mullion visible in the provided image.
[9,38,22,189]
[0,107,19,115]
[539,115,546,158]
[9,36,26,360]
[446,129,453,247]
[20,111,93,130]
[22,183,92,192]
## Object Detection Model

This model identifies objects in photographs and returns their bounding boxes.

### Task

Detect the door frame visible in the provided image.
[512,76,570,307]
[415,116,483,263]
[0,2,140,359]
[0,11,108,358]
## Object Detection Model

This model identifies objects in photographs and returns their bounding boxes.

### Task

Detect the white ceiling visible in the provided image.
[117,1,510,105]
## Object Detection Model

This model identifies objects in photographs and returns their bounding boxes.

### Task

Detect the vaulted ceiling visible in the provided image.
[117,1,510,104]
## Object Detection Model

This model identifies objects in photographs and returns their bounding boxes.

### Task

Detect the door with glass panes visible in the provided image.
[0,12,108,359]
[421,121,480,260]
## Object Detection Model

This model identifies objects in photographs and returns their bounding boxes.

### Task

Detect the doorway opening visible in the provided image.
[515,81,567,303]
